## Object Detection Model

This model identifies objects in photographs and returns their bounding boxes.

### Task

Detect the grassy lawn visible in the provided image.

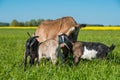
[0,29,120,80]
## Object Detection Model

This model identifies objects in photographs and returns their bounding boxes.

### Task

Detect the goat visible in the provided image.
[38,39,63,65]
[24,32,39,71]
[58,34,116,64]
[24,33,64,71]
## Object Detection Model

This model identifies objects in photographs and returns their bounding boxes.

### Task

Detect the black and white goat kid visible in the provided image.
[24,32,39,71]
[58,34,116,64]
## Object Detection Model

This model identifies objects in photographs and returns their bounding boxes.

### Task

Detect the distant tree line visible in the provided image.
[0,19,45,27]
[10,19,44,26]
[0,22,9,26]
[86,24,104,26]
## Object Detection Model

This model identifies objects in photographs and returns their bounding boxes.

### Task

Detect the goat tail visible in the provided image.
[108,44,115,52]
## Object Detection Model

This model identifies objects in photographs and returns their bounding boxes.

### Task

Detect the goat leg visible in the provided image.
[73,56,80,65]
[29,56,35,67]
[24,54,27,71]
[35,56,39,67]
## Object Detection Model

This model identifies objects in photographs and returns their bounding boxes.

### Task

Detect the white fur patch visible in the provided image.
[61,36,64,42]
[81,47,98,60]
[70,27,75,31]
[66,27,75,35]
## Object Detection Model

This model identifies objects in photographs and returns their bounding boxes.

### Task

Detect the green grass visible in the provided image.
[0,29,120,80]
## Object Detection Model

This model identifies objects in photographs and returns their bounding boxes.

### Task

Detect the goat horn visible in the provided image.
[27,32,31,38]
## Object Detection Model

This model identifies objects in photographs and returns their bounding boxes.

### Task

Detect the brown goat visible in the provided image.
[34,16,86,60]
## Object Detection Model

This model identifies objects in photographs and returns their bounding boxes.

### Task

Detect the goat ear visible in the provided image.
[31,36,39,39]
[78,24,86,28]
[27,32,31,38]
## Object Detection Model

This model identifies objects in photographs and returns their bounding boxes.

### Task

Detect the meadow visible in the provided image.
[0,28,120,80]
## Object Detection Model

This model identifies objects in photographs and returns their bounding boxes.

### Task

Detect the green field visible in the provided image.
[0,29,120,80]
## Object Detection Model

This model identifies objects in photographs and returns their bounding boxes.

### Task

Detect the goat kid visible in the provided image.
[58,34,115,64]
[24,33,39,71]
[38,39,63,65]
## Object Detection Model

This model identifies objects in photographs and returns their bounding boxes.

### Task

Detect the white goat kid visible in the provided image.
[38,39,63,64]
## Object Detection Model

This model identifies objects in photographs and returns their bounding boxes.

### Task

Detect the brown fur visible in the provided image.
[35,16,80,42]
[72,42,83,64]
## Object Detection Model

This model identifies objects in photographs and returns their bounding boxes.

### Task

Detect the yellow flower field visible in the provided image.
[0,26,120,30]
[81,26,120,30]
